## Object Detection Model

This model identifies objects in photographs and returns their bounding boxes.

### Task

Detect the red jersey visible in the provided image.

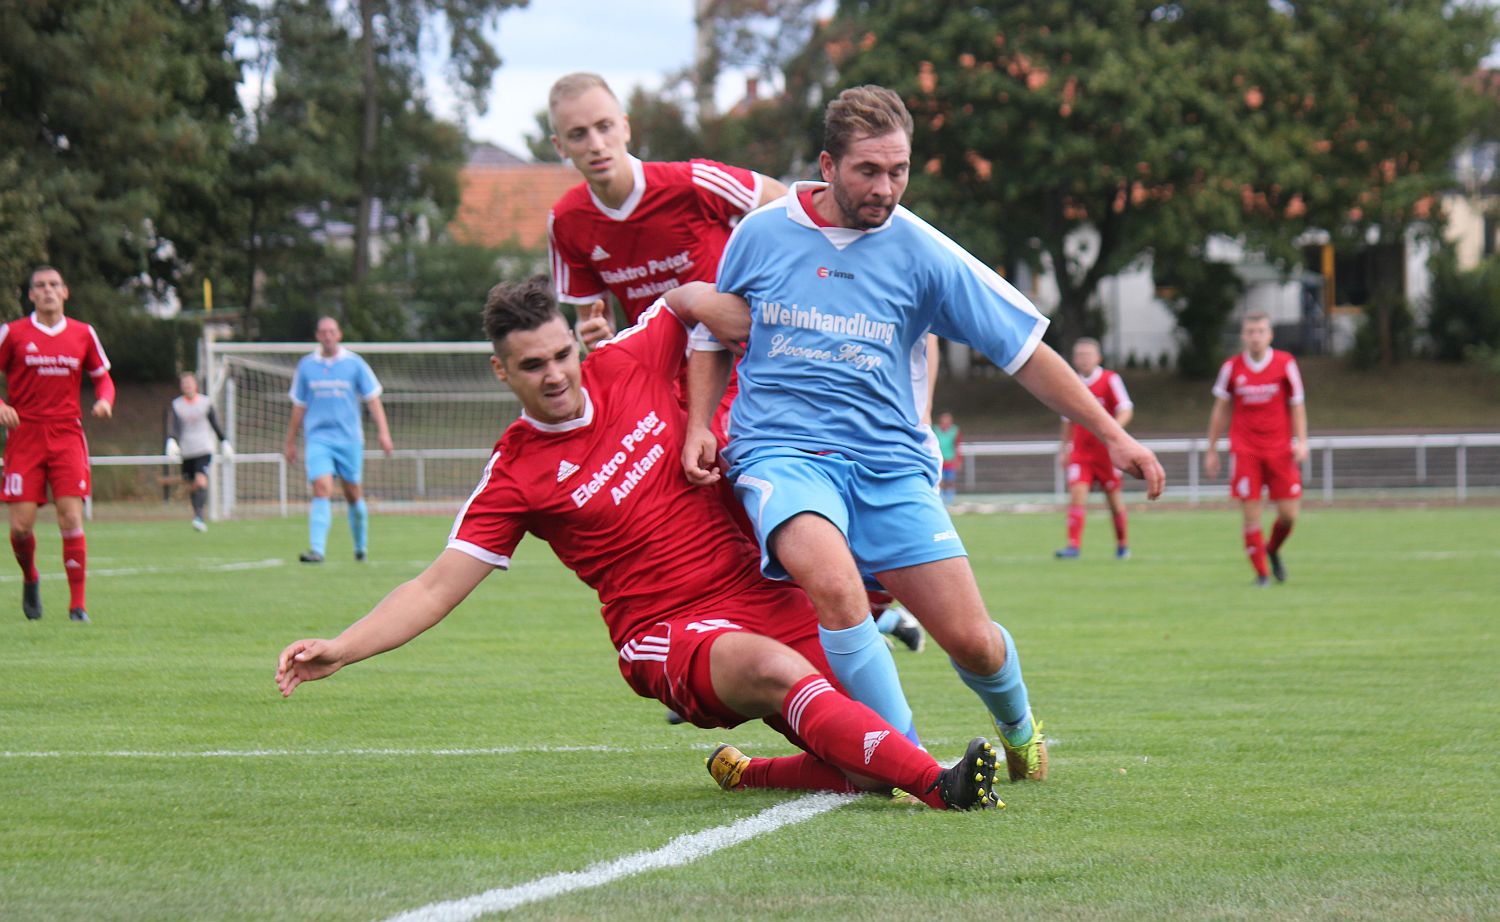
[0,313,113,422]
[1068,367,1132,462]
[547,157,762,323]
[447,301,767,648]
[1212,349,1305,456]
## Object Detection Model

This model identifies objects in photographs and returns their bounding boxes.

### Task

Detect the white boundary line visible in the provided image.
[381,793,854,922]
[0,558,285,582]
[0,745,659,759]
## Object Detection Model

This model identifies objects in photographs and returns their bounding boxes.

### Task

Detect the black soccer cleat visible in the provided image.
[354,550,367,562]
[1268,550,1286,583]
[22,581,41,620]
[68,607,90,623]
[298,550,325,564]
[886,607,925,653]
[664,708,687,725]
[925,737,1002,811]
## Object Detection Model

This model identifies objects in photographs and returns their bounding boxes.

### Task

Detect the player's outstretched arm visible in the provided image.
[275,549,493,698]
[663,282,751,346]
[1014,343,1165,499]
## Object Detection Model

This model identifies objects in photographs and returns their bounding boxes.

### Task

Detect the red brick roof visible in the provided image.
[449,156,580,251]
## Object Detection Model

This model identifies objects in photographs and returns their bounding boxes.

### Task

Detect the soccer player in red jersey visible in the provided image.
[1055,338,1134,560]
[1203,312,1308,585]
[0,266,116,623]
[274,278,1003,811]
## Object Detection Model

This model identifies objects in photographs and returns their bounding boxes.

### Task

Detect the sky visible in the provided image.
[422,0,764,160]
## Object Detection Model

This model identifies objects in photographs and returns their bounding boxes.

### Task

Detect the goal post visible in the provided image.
[200,337,517,520]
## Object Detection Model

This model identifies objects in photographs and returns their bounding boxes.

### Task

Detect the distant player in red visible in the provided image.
[0,266,116,623]
[1204,311,1308,585]
[274,278,1002,811]
[1055,338,1134,560]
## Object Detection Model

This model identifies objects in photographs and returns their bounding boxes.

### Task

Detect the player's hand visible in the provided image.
[92,399,112,419]
[681,425,721,486]
[379,433,394,457]
[1292,440,1308,464]
[220,440,235,458]
[1058,449,1069,468]
[0,403,17,429]
[1108,436,1166,501]
[165,438,182,463]
[1203,449,1221,480]
[275,638,345,697]
[575,300,614,350]
[284,442,298,464]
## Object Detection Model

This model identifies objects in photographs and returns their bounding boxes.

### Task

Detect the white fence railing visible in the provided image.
[85,432,1500,519]
[960,433,1500,503]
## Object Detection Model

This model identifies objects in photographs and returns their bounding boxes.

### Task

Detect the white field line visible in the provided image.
[381,793,854,922]
[0,745,666,759]
[0,558,285,581]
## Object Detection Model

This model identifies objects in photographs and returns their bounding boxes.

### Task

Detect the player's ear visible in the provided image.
[549,133,564,160]
[621,113,631,147]
[490,353,509,384]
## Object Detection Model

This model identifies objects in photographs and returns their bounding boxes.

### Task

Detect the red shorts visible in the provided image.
[1067,453,1121,492]
[2,420,90,504]
[616,579,837,730]
[1230,451,1302,501]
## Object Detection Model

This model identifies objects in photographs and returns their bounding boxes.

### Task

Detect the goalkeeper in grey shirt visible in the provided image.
[165,372,232,531]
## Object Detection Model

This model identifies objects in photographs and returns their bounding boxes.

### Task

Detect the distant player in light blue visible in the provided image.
[684,85,1166,782]
[283,316,394,563]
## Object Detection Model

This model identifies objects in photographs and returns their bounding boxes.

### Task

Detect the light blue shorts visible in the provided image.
[729,447,966,584]
[305,439,363,485]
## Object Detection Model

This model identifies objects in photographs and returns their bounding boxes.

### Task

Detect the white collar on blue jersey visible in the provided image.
[588,156,647,222]
[785,181,896,251]
[520,387,595,433]
[310,346,351,366]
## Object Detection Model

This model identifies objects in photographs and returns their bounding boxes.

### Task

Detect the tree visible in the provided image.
[0,0,242,314]
[828,1,1496,358]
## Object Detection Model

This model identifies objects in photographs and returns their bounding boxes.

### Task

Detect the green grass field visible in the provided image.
[2,506,1496,920]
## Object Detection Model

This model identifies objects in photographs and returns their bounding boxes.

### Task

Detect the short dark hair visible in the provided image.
[28,265,62,286]
[483,276,565,353]
[824,85,913,162]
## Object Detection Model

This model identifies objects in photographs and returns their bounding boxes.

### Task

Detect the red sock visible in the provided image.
[1112,508,1129,546]
[11,532,38,583]
[61,530,86,610]
[778,675,948,808]
[1066,506,1086,548]
[1244,526,1268,578]
[1268,518,1293,554]
[740,752,858,793]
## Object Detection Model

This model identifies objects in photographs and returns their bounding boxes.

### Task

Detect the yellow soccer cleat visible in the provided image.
[999,712,1048,782]
[706,743,750,791]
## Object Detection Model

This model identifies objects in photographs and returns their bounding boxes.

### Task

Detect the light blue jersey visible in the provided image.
[715,182,1049,476]
[289,348,383,446]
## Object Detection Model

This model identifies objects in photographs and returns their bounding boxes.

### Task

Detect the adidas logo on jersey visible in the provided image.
[556,459,580,482]
[862,730,889,765]
[25,342,39,353]
[590,245,610,261]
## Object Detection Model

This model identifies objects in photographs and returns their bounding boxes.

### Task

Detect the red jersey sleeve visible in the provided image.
[588,297,690,379]
[688,159,761,224]
[446,450,530,568]
[82,322,116,405]
[547,208,607,305]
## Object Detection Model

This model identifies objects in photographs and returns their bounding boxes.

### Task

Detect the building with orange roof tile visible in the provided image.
[449,143,580,251]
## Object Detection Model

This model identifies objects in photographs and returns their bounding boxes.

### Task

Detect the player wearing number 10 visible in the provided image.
[275,279,1002,811]
[0,266,116,623]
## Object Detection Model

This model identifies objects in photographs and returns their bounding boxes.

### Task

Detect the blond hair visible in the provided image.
[548,73,617,129]
[823,85,913,161]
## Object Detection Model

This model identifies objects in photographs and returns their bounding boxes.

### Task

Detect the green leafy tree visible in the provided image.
[828,1,1496,359]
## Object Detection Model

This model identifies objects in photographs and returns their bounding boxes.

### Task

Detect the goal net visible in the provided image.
[201,338,517,519]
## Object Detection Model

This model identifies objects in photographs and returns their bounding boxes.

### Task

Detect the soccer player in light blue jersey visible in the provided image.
[283,316,394,563]
[685,85,1166,782]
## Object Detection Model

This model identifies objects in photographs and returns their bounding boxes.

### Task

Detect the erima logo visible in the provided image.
[863,730,889,765]
[933,530,958,542]
[590,245,610,261]
[25,342,38,353]
[816,266,855,280]
[556,459,580,482]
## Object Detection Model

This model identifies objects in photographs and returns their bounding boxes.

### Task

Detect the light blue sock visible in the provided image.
[309,497,332,555]
[348,498,369,553]
[819,615,918,744]
[874,608,901,634]
[951,622,1033,745]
